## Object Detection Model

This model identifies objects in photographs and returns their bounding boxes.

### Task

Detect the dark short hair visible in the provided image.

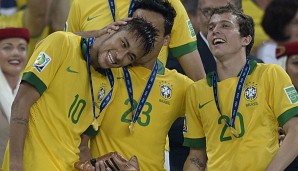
[262,0,298,42]
[210,3,254,56]
[118,17,158,56]
[132,0,176,36]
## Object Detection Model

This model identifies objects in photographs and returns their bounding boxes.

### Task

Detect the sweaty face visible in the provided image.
[94,30,146,69]
[207,13,250,60]
[0,38,28,77]
[286,54,298,90]
[132,9,166,65]
[198,0,233,37]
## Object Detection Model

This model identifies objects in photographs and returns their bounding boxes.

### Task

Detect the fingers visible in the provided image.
[95,160,106,171]
[106,17,133,32]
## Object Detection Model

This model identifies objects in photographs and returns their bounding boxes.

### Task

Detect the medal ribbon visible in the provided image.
[86,38,114,121]
[108,0,136,21]
[123,62,158,125]
[212,60,250,129]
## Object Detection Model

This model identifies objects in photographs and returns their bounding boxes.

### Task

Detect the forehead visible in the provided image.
[209,12,238,25]
[132,9,165,31]
[0,38,27,45]
[200,0,232,8]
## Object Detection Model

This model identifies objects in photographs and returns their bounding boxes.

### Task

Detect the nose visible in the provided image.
[116,49,130,62]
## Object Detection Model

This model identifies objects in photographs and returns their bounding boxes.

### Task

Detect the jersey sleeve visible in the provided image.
[268,65,298,126]
[183,83,206,149]
[168,0,197,58]
[65,0,82,32]
[22,32,70,95]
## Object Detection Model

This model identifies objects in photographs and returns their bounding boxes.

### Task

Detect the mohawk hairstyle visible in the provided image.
[118,17,159,56]
[132,0,176,36]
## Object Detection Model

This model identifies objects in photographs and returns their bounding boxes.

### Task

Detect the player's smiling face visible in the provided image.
[92,30,146,69]
[207,13,250,60]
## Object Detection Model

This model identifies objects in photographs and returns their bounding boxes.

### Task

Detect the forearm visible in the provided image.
[48,0,70,33]
[178,50,206,81]
[79,134,92,161]
[183,148,207,171]
[266,117,298,171]
[9,99,30,170]
[24,0,47,37]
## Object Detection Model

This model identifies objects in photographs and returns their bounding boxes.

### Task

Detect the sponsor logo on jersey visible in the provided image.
[66,66,78,73]
[198,100,213,109]
[33,52,51,72]
[87,15,101,21]
[186,19,196,38]
[284,85,298,104]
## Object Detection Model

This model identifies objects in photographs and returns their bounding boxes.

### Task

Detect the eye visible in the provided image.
[2,45,12,51]
[222,24,229,28]
[128,54,135,62]
[19,46,27,52]
[208,25,214,31]
[121,40,126,48]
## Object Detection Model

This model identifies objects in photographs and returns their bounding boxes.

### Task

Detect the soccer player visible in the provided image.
[66,0,205,81]
[76,1,194,170]
[183,4,298,170]
[3,18,158,171]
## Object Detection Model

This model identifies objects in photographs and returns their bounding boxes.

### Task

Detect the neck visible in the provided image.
[133,58,157,70]
[216,55,247,81]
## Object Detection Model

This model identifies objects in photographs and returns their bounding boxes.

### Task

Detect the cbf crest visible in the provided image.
[244,82,257,101]
[160,81,172,100]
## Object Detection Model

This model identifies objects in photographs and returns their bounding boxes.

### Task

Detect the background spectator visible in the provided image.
[0,27,29,167]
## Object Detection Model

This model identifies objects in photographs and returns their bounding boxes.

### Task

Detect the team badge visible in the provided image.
[284,85,298,104]
[186,19,196,38]
[33,52,51,72]
[160,84,172,99]
[183,115,188,133]
[244,85,257,101]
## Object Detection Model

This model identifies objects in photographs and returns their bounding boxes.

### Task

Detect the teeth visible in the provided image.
[213,38,225,45]
[9,59,20,64]
[108,51,116,64]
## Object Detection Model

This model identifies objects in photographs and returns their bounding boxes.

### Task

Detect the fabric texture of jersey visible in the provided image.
[2,32,109,171]
[89,65,193,171]
[66,0,197,66]
[183,60,298,170]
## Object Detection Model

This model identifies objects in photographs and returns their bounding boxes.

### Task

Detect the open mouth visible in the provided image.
[213,38,225,45]
[107,51,116,64]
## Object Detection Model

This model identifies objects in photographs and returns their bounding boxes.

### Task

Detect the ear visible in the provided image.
[242,35,252,46]
[163,35,171,46]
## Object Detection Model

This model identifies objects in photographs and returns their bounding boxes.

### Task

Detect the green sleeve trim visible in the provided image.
[170,41,197,58]
[278,106,298,126]
[22,72,47,96]
[183,137,206,148]
[83,125,99,136]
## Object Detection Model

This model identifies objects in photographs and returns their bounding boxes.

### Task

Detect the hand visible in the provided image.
[105,17,133,33]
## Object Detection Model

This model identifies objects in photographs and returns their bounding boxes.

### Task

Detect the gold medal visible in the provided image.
[129,122,135,134]
[230,127,239,137]
[92,119,99,131]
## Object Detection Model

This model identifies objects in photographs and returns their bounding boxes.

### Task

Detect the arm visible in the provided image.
[75,19,131,38]
[79,134,92,161]
[9,82,40,171]
[178,50,206,81]
[183,148,207,171]
[23,0,47,37]
[265,117,298,171]
[47,0,70,33]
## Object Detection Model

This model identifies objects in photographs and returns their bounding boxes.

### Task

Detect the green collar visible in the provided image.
[206,59,257,86]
